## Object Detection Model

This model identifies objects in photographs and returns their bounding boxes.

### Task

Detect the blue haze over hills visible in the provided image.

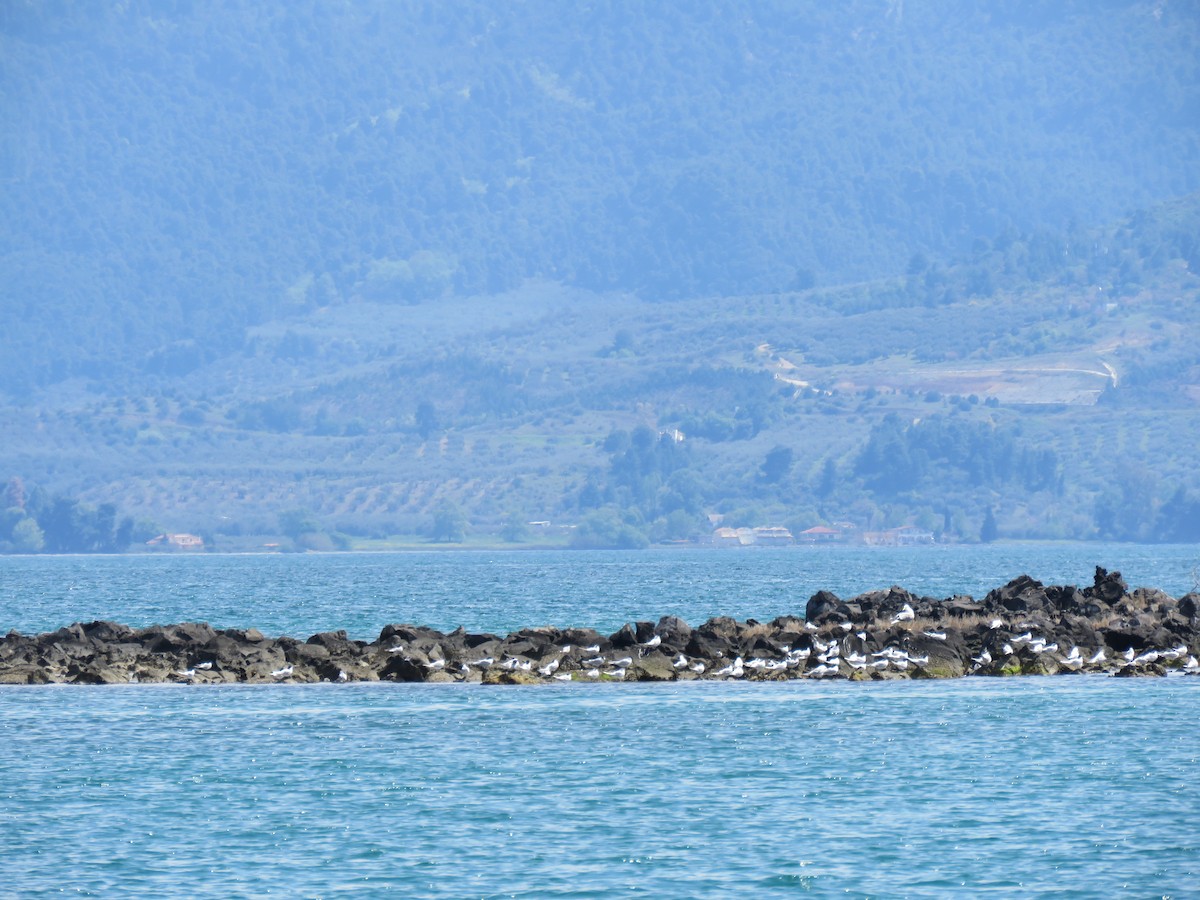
[1,1,1198,548]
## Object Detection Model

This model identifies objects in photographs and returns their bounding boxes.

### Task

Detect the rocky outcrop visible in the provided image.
[2,568,1198,685]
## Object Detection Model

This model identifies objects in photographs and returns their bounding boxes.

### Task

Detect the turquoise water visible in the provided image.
[2,546,1199,897]
[2,679,1197,897]
[1,543,1197,639]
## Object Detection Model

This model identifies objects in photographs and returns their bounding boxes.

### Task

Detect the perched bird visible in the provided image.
[641,635,662,648]
[892,604,915,623]
[610,656,634,669]
[583,645,601,654]
[672,654,688,669]
[584,668,601,678]
[538,658,560,676]
[1122,647,1136,663]
[715,657,744,677]
[175,668,195,679]
[560,645,572,654]
[270,665,293,679]
[604,668,627,679]
[468,657,494,669]
[553,673,573,682]
[423,659,446,671]
[923,630,947,641]
[582,656,606,668]
[1183,655,1199,673]
[972,649,993,667]
[1086,648,1107,665]
[989,619,1004,629]
[689,661,706,674]
[196,661,213,671]
[837,622,853,633]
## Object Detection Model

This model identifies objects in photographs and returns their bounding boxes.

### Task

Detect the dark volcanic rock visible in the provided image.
[805,590,849,625]
[985,575,1049,613]
[4,569,1197,685]
[1087,566,1128,604]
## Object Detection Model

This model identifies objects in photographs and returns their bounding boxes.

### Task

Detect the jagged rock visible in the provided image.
[686,631,732,660]
[0,664,52,684]
[945,598,984,618]
[609,623,639,648]
[380,655,427,682]
[986,575,1049,613]
[1088,566,1128,603]
[629,651,677,682]
[806,590,849,625]
[907,633,966,678]
[4,570,1196,684]
[1179,594,1200,620]
[482,668,539,685]
[656,614,692,638]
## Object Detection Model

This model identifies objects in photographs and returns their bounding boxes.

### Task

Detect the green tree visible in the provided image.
[980,508,999,543]
[10,517,44,553]
[500,512,530,543]
[428,501,467,543]
[760,445,793,484]
[570,508,649,549]
[279,508,322,541]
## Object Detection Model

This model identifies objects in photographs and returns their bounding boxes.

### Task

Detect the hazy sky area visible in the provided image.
[1,1,1198,551]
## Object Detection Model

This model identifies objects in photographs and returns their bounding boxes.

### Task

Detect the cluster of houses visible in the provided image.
[709,522,935,547]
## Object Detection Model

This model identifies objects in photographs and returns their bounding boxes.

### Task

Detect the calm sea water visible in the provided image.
[1,543,1197,639]
[2,546,1199,897]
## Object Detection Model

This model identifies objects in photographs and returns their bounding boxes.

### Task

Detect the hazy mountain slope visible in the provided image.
[3,195,1198,546]
[2,0,1199,390]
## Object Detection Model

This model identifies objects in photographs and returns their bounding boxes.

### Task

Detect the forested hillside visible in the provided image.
[3,0,1199,391]
[2,191,1198,549]
[3,1,1199,549]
